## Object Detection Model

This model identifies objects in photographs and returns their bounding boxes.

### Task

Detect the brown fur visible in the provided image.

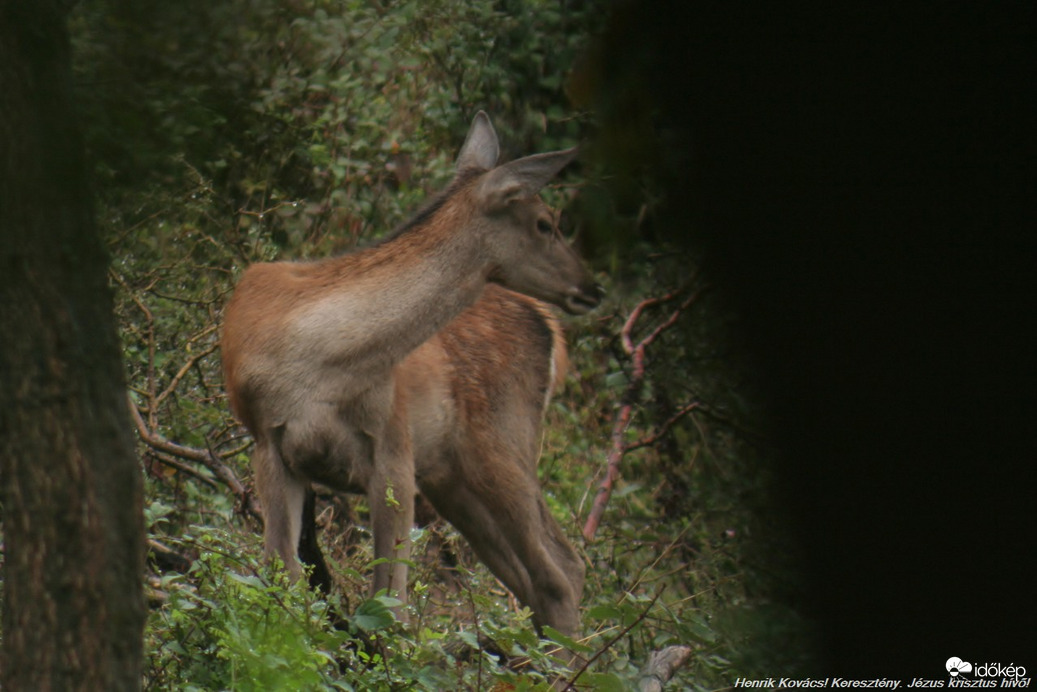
[221,112,598,635]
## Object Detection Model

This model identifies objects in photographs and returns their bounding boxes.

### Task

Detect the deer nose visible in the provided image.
[564,282,604,315]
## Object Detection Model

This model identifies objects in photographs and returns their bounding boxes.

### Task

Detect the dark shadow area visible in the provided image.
[589,2,1035,677]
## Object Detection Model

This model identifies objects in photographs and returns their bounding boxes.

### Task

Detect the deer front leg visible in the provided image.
[367,421,416,621]
[253,437,308,581]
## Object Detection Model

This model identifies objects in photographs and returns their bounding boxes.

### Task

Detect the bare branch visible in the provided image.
[623,401,702,453]
[620,290,679,355]
[582,398,633,542]
[147,538,193,574]
[128,395,261,522]
[111,269,158,428]
[638,288,703,354]
[154,342,219,408]
[145,449,220,488]
[583,284,707,542]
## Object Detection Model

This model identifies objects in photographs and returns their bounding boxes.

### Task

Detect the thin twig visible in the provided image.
[155,342,219,408]
[561,588,664,690]
[111,269,159,428]
[622,523,693,600]
[622,401,702,453]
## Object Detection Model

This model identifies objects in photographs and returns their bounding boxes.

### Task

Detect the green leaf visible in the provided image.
[587,603,623,621]
[352,596,398,632]
[582,672,629,692]
[684,614,719,646]
[227,572,265,589]
[615,482,643,498]
[541,626,593,654]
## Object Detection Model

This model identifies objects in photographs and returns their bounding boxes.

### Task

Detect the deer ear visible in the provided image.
[476,147,578,207]
[456,111,500,171]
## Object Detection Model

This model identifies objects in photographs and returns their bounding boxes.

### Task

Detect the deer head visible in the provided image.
[456,112,602,315]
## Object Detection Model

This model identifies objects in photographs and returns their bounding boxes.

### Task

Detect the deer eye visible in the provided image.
[535,218,553,235]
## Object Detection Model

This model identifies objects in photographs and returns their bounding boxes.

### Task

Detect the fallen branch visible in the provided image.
[146,448,220,488]
[147,537,193,574]
[637,645,693,692]
[128,395,262,522]
[583,285,706,542]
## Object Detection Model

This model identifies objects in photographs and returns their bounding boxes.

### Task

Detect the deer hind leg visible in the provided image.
[514,492,584,636]
[252,438,308,581]
[367,415,417,620]
[298,487,333,594]
[423,480,535,599]
[424,467,584,636]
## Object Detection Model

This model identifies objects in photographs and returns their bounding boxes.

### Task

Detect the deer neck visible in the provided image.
[296,200,492,374]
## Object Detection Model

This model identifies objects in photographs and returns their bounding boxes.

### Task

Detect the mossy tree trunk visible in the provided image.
[0,1,145,689]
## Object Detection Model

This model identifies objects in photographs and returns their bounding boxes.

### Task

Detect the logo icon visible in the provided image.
[946,657,973,677]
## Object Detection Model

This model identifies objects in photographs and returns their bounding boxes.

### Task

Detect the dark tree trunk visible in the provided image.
[0,2,145,689]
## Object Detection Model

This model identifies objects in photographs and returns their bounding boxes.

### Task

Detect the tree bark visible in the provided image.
[0,2,145,689]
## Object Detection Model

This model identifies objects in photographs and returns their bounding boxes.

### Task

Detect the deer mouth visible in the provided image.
[563,284,604,315]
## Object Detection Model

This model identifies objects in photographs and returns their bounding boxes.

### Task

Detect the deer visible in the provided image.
[221,111,601,636]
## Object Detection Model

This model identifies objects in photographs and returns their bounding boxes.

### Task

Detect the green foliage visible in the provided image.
[146,526,605,690]
[146,529,344,690]
[60,0,817,688]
